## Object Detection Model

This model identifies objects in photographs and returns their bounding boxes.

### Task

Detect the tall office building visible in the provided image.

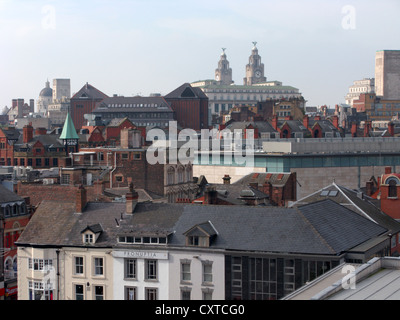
[375,50,400,100]
[52,79,71,101]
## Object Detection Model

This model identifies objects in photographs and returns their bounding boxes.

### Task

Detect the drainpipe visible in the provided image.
[56,249,60,300]
[109,151,116,188]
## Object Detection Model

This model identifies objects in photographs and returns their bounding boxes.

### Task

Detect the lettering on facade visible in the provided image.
[112,250,168,259]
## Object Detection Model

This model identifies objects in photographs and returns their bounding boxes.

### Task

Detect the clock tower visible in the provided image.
[215,48,233,85]
[243,42,267,85]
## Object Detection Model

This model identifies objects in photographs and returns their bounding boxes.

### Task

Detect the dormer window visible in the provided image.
[81,224,103,245]
[184,221,218,248]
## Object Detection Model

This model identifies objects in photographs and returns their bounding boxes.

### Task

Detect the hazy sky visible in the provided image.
[1,0,399,111]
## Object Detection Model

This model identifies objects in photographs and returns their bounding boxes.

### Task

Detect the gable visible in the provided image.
[181,87,196,98]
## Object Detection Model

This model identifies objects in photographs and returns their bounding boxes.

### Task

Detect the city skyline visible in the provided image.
[0,0,399,111]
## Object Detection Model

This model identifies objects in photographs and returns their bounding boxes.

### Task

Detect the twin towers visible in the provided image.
[214,42,267,86]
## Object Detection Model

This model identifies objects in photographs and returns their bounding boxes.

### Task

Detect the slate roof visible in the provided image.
[0,127,20,141]
[17,198,388,257]
[169,200,387,255]
[164,83,208,100]
[290,182,400,235]
[95,96,173,113]
[298,200,387,254]
[0,184,24,203]
[225,121,277,133]
[71,83,108,100]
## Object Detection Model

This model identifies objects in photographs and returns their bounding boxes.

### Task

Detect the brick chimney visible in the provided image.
[364,120,372,137]
[76,184,87,214]
[23,123,34,143]
[35,127,47,135]
[303,115,309,129]
[314,115,321,121]
[222,174,231,185]
[385,166,392,174]
[388,122,395,136]
[332,115,339,129]
[126,182,138,214]
[351,122,357,137]
[204,186,218,204]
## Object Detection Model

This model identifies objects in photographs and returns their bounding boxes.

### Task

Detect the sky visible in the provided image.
[0,0,399,112]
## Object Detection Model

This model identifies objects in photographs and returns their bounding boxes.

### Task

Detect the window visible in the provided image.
[389,179,398,198]
[74,256,84,275]
[28,258,53,271]
[61,174,70,185]
[125,287,137,300]
[125,259,137,279]
[145,288,158,300]
[94,257,104,276]
[75,284,84,300]
[181,261,191,282]
[53,158,58,166]
[94,286,104,300]
[188,236,199,246]
[181,288,191,300]
[202,288,213,300]
[29,281,53,300]
[202,262,213,283]
[145,260,157,280]
[84,233,93,244]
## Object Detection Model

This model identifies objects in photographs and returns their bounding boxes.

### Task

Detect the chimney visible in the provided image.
[388,122,395,136]
[35,127,47,135]
[303,115,309,129]
[351,122,357,137]
[284,115,293,121]
[332,115,339,129]
[385,166,392,174]
[222,174,231,185]
[314,115,321,121]
[366,181,374,196]
[125,183,138,214]
[76,184,87,214]
[23,123,34,143]
[364,120,371,137]
[204,186,217,204]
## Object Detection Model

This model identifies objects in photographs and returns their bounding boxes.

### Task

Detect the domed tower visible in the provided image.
[243,42,267,85]
[215,48,233,85]
[37,79,53,115]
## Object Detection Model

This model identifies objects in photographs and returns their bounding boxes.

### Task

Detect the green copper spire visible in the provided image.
[60,112,79,140]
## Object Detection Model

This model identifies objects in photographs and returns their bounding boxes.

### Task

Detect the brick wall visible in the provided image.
[17,181,109,206]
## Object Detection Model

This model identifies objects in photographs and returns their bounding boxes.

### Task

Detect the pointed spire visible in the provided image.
[60,112,79,140]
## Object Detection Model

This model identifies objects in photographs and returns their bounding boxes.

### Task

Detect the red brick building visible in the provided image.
[368,167,400,220]
[13,124,65,168]
[0,185,33,300]
[0,127,19,166]
[164,83,209,131]
[70,83,108,130]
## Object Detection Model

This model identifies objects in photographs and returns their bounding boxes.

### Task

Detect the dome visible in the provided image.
[40,87,53,97]
[39,80,53,97]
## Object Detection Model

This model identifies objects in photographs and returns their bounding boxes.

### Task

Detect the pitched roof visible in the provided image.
[290,182,400,235]
[164,83,208,100]
[297,199,387,254]
[71,83,108,100]
[60,113,79,140]
[17,199,388,257]
[0,184,24,203]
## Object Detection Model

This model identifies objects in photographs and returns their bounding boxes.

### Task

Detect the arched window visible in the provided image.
[389,180,398,198]
[177,166,184,184]
[167,167,175,185]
